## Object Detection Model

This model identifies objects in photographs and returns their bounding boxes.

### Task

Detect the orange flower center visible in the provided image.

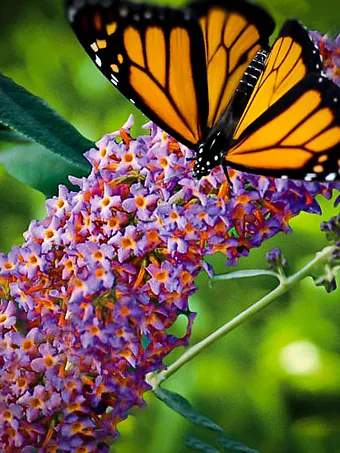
[155,270,168,282]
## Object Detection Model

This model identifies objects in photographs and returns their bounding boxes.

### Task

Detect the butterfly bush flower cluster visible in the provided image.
[0,31,340,452]
[310,30,340,86]
[0,113,339,452]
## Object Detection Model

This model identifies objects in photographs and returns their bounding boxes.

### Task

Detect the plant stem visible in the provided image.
[146,245,335,389]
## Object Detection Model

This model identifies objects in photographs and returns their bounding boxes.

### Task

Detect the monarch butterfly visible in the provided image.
[66,0,340,182]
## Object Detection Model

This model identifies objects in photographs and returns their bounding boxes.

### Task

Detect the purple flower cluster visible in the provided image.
[0,114,338,451]
[310,31,340,86]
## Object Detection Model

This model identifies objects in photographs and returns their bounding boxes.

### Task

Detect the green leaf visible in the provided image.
[153,387,223,433]
[0,143,86,198]
[218,435,259,453]
[185,436,221,453]
[0,129,30,143]
[0,72,93,173]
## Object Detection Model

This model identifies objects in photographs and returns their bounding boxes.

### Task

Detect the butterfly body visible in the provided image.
[194,48,268,178]
[67,0,340,181]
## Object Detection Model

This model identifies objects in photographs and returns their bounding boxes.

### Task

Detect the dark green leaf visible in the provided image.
[218,435,259,453]
[0,129,29,143]
[0,143,87,198]
[153,387,223,433]
[0,72,93,173]
[185,435,221,453]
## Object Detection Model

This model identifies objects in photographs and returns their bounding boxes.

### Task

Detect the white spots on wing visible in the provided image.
[334,97,338,103]
[111,75,119,86]
[214,155,219,161]
[144,10,153,19]
[133,13,140,21]
[119,7,129,17]
[206,161,210,166]
[68,0,85,21]
[130,98,135,104]
[68,7,78,23]
[318,77,324,83]
[325,172,337,181]
[184,10,191,20]
[305,173,317,181]
[281,175,288,180]
[95,55,102,67]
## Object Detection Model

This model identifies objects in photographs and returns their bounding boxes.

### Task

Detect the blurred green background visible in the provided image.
[0,0,339,452]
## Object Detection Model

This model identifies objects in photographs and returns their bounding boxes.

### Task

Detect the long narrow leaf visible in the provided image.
[0,143,87,197]
[218,435,259,453]
[0,129,30,143]
[0,72,92,173]
[153,387,223,433]
[185,436,221,453]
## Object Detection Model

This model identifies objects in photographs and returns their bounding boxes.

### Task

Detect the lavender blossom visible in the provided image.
[310,30,340,86]
[0,114,338,451]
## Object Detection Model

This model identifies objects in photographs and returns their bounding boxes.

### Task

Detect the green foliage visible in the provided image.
[0,72,92,195]
[154,387,259,453]
[185,436,221,453]
[154,387,223,433]
[0,1,339,452]
[0,142,86,198]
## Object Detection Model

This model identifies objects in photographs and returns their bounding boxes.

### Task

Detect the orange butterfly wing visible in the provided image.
[192,0,275,129]
[67,0,208,147]
[67,0,274,148]
[224,20,340,181]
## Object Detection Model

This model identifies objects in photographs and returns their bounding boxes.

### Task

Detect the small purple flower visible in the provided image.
[266,247,288,270]
[310,30,340,86]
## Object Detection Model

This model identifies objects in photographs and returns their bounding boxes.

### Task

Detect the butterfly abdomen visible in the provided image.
[193,50,268,179]
[236,50,268,97]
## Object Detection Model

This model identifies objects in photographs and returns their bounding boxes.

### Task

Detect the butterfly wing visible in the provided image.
[226,74,340,181]
[233,19,323,140]
[190,0,275,129]
[66,0,209,148]
[66,0,275,149]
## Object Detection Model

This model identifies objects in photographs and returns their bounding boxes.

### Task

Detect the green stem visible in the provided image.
[146,245,335,389]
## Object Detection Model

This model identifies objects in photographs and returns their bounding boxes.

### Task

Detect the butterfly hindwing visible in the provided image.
[233,19,323,140]
[67,0,209,148]
[226,74,340,181]
[190,0,275,129]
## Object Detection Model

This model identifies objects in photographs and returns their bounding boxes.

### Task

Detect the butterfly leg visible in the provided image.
[221,161,234,195]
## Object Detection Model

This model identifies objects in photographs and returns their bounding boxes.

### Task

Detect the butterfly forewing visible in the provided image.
[67,0,208,148]
[190,0,275,129]
[226,74,340,181]
[233,19,323,140]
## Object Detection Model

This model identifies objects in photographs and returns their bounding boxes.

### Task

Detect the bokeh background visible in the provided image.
[0,0,339,452]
